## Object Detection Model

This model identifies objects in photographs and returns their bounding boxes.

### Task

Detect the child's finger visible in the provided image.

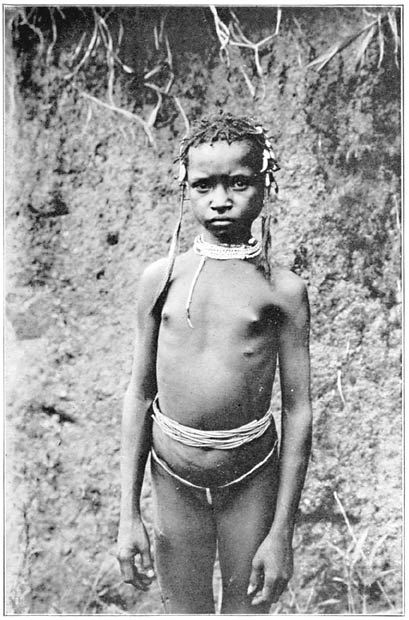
[119,557,137,584]
[118,554,153,590]
[251,577,285,606]
[128,564,153,590]
[130,566,152,590]
[251,583,272,606]
[141,548,155,577]
[247,564,263,596]
[133,551,155,585]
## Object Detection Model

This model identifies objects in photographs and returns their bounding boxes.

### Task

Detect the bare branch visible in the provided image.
[46,9,58,64]
[144,65,163,81]
[210,6,230,65]
[79,91,157,149]
[239,65,256,98]
[337,369,346,407]
[164,75,174,95]
[387,10,400,68]
[227,9,278,87]
[173,96,190,135]
[26,7,37,21]
[81,104,93,136]
[145,82,164,94]
[292,16,304,36]
[147,91,163,128]
[159,11,169,44]
[72,32,87,62]
[117,19,124,49]
[305,11,400,72]
[153,24,159,50]
[275,8,282,35]
[98,13,116,106]
[165,35,173,70]
[377,14,384,68]
[64,18,98,80]
[19,8,45,52]
[306,19,377,71]
[354,23,376,70]
[229,11,253,46]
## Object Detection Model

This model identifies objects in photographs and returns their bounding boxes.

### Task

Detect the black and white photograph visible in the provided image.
[4,3,402,615]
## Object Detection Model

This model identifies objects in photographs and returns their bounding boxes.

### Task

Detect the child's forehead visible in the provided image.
[187,139,260,168]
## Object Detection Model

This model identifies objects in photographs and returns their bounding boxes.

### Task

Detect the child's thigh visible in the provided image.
[151,458,217,539]
[150,459,217,613]
[214,458,279,612]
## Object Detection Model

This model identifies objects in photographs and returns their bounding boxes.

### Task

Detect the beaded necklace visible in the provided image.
[193,234,261,260]
[186,235,262,328]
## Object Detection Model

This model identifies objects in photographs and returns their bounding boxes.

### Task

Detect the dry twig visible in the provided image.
[46,8,58,64]
[337,369,346,407]
[306,10,400,72]
[79,91,156,148]
[239,66,256,98]
[173,96,190,134]
[210,6,230,65]
[18,8,45,52]
[142,18,190,133]
[210,7,281,97]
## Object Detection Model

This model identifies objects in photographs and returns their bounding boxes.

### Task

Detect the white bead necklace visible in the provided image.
[193,234,262,260]
[186,235,262,328]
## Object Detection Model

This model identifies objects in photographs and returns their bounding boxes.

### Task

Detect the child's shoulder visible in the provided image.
[134,256,178,321]
[138,257,169,292]
[140,251,192,286]
[271,265,307,293]
[135,257,169,310]
[140,257,169,283]
[270,266,308,310]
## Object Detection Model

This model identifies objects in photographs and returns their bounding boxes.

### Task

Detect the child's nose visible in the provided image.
[210,184,232,209]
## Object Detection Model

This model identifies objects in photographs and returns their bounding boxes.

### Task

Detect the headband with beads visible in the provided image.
[255,125,280,193]
[178,138,188,185]
[177,127,280,193]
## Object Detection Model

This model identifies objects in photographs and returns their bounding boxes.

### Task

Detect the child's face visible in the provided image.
[187,140,264,243]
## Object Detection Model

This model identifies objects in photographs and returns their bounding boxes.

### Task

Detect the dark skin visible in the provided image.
[117,140,312,613]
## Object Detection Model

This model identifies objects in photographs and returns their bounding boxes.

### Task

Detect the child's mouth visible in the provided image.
[209,217,234,225]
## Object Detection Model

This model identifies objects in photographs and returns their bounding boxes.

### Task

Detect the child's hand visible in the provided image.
[117,519,155,590]
[247,532,293,606]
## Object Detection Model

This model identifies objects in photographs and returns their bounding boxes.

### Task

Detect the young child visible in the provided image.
[117,113,312,614]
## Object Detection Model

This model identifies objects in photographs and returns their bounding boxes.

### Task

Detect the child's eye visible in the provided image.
[230,175,251,190]
[192,180,211,193]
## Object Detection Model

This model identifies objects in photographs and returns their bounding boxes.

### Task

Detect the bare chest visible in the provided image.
[160,259,279,344]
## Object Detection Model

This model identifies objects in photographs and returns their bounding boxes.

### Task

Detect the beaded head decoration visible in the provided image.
[150,112,280,318]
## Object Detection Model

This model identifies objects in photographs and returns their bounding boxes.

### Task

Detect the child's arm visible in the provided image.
[249,274,312,606]
[117,260,166,589]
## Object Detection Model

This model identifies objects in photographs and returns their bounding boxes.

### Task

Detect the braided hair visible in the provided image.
[149,112,280,316]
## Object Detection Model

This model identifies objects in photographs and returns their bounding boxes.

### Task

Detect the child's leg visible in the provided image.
[214,456,279,614]
[151,458,217,614]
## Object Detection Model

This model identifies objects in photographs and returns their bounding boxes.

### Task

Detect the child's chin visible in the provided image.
[210,226,235,240]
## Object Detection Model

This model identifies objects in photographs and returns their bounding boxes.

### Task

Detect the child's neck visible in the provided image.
[193,234,261,261]
[201,229,253,247]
